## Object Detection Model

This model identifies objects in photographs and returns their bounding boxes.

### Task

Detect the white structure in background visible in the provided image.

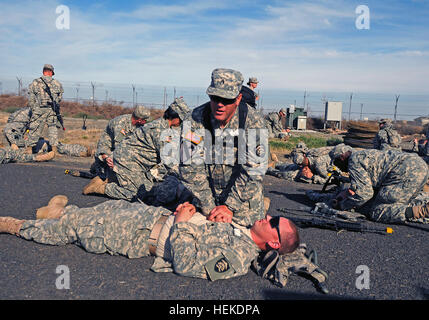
[324,101,343,129]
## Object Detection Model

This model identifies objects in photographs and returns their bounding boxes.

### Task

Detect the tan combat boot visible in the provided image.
[82,176,107,195]
[264,197,271,214]
[34,151,55,162]
[410,204,429,220]
[36,195,69,219]
[0,217,25,235]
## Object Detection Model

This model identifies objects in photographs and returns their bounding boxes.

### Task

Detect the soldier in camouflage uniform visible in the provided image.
[27,64,64,151]
[89,105,152,179]
[412,127,429,164]
[83,99,190,201]
[178,68,268,228]
[0,147,55,164]
[56,142,92,157]
[0,200,299,281]
[265,108,288,139]
[3,107,32,149]
[373,119,402,151]
[328,144,429,223]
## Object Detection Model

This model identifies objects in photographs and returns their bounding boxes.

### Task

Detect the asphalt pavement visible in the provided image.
[0,158,428,300]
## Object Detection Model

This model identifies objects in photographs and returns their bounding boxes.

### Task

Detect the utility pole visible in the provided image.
[360,103,364,120]
[174,87,176,100]
[348,93,353,121]
[303,90,307,112]
[16,77,23,96]
[75,84,80,103]
[394,95,400,123]
[132,84,136,108]
[105,90,109,103]
[91,82,96,107]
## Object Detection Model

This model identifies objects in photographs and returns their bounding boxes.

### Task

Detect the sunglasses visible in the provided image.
[209,95,237,106]
[269,216,282,244]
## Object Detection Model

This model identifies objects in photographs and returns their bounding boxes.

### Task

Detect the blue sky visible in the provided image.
[1,0,428,94]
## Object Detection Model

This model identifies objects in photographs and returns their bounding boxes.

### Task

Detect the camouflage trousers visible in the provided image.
[19,200,171,258]
[57,142,88,157]
[0,147,34,164]
[368,161,429,223]
[27,107,59,147]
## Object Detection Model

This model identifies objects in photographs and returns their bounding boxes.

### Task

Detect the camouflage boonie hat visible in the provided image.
[169,97,190,121]
[206,68,244,99]
[43,64,55,75]
[133,105,151,120]
[293,153,305,165]
[378,118,392,125]
[329,144,353,162]
[248,77,258,84]
[279,108,286,114]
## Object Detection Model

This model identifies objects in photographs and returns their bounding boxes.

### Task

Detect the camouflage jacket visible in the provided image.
[114,117,179,175]
[28,76,63,109]
[179,102,267,227]
[339,149,422,210]
[4,107,32,144]
[166,218,260,280]
[96,114,137,158]
[373,126,402,150]
[265,112,284,134]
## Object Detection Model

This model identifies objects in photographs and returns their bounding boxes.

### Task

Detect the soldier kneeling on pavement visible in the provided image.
[309,144,429,224]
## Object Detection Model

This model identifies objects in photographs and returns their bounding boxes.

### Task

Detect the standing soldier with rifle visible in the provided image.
[27,64,64,155]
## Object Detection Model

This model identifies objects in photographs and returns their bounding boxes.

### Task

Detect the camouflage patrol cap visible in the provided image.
[279,108,286,114]
[248,77,258,84]
[379,118,392,125]
[169,97,190,121]
[133,105,151,120]
[329,143,353,162]
[43,64,55,75]
[295,142,308,151]
[206,68,244,99]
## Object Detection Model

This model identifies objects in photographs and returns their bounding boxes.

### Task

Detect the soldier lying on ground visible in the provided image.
[267,143,339,184]
[0,146,55,164]
[3,106,93,157]
[315,144,429,224]
[82,98,190,201]
[0,198,299,281]
[90,105,152,179]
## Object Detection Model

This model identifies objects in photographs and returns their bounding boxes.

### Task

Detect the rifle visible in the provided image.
[64,169,96,179]
[39,77,65,131]
[321,166,349,193]
[278,207,393,235]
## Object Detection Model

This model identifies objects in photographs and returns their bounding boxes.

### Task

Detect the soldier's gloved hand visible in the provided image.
[208,205,233,223]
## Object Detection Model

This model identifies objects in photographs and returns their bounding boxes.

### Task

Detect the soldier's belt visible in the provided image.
[148,215,169,256]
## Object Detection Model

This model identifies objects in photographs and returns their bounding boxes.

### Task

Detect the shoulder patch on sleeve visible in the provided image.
[204,251,239,281]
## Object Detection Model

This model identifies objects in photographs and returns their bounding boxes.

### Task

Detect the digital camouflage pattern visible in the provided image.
[18,201,260,280]
[105,117,180,201]
[95,114,137,159]
[57,142,89,157]
[4,107,32,147]
[338,149,429,223]
[206,68,244,99]
[27,76,64,147]
[179,102,267,227]
[373,123,402,151]
[0,147,35,164]
[265,112,285,138]
[19,200,171,258]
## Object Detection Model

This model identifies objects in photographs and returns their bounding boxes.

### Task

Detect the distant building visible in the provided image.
[414,116,429,126]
